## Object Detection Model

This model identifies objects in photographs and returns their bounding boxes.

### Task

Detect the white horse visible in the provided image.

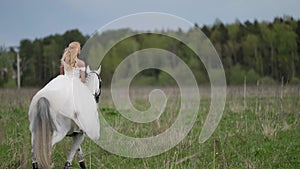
[29,66,102,169]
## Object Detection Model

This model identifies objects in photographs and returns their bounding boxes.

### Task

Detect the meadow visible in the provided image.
[0,85,299,169]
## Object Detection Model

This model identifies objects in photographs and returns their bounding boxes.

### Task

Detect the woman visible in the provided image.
[60,42,86,83]
[29,41,100,141]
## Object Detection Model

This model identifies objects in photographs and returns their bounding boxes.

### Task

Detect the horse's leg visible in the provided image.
[64,133,84,169]
[31,132,38,169]
[52,130,67,147]
[52,114,71,147]
[77,145,87,169]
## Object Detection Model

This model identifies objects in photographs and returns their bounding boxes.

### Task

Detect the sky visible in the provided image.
[0,0,299,47]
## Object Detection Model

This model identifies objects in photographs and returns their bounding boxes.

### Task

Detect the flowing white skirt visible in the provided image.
[29,75,100,140]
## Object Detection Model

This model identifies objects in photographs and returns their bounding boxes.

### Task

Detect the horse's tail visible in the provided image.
[33,97,53,169]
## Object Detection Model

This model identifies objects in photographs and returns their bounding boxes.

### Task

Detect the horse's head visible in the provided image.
[86,65,102,103]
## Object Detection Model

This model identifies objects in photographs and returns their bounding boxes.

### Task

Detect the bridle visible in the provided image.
[89,71,102,103]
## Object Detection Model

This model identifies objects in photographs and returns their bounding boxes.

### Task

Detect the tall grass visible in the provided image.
[0,85,299,168]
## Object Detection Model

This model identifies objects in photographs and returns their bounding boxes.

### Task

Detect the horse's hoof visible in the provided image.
[64,161,71,169]
[32,162,38,169]
[79,161,86,169]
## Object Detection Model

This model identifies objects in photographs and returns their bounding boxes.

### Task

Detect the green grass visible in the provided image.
[0,86,299,168]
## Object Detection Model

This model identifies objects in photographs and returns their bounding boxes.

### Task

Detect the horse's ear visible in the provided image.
[86,65,91,73]
[97,65,101,74]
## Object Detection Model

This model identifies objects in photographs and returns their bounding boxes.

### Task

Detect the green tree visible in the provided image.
[242,34,263,74]
[32,39,44,86]
[62,29,86,47]
[43,38,61,80]
[0,49,15,87]
[273,21,298,80]
[19,39,34,86]
[260,22,277,78]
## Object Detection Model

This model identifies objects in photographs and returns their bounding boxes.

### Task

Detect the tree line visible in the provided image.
[0,16,299,87]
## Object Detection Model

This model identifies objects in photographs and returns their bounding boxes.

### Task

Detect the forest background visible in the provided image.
[0,16,299,87]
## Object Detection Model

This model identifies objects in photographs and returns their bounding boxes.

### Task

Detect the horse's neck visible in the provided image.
[86,75,95,93]
[85,76,93,92]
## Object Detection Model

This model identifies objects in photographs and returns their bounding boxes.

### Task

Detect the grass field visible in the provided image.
[0,85,299,169]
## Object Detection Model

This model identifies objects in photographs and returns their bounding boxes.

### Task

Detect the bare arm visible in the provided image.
[60,64,64,75]
[77,59,86,83]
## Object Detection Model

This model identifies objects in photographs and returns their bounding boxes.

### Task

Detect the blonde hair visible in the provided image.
[61,41,81,71]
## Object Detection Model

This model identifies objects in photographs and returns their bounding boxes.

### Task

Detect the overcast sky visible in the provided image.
[1,0,299,47]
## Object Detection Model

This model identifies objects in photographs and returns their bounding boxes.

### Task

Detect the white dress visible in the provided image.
[29,64,100,141]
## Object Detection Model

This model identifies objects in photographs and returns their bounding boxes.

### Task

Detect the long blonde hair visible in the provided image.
[61,41,80,71]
